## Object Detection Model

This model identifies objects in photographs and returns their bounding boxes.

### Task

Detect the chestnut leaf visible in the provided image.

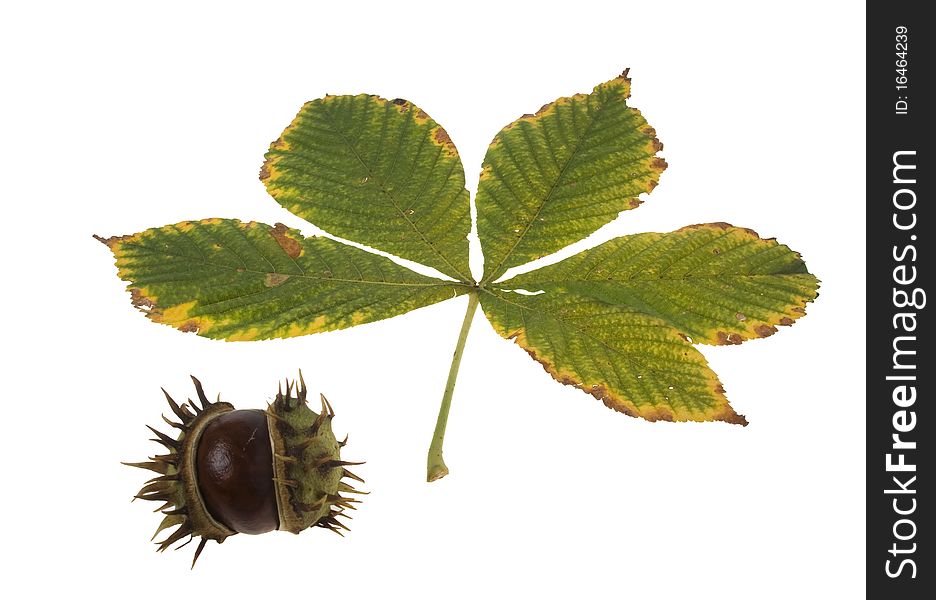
[500,223,819,347]
[476,72,666,283]
[260,94,472,282]
[97,219,467,340]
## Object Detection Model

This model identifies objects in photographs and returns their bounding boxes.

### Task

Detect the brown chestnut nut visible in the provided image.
[126,373,364,566]
[196,409,279,535]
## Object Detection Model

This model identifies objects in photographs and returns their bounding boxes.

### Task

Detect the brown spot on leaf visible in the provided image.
[264,273,291,288]
[735,312,746,321]
[391,98,407,105]
[431,126,457,156]
[178,321,199,333]
[779,317,794,326]
[714,384,726,395]
[433,127,453,147]
[589,384,609,401]
[651,157,668,171]
[629,198,642,209]
[648,180,658,191]
[259,161,271,181]
[269,223,302,259]
[754,324,777,338]
[678,333,690,342]
[792,307,806,314]
[651,138,664,152]
[716,331,743,345]
[130,288,155,311]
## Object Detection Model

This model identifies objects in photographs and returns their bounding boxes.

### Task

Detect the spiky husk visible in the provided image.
[267,372,364,536]
[127,374,364,567]
[125,376,237,566]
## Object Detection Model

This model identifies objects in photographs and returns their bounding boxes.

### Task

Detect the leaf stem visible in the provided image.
[427,290,480,481]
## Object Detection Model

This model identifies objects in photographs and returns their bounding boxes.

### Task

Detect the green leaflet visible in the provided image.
[261,94,472,282]
[479,287,746,424]
[501,223,819,345]
[475,71,666,283]
[98,219,467,340]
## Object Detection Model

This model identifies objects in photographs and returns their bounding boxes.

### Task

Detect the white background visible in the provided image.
[1,1,865,598]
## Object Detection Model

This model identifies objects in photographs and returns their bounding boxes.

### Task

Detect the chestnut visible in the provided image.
[126,374,364,566]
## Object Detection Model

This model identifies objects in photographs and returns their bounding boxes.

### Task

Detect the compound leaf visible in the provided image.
[98,219,466,340]
[479,287,746,424]
[501,223,819,345]
[476,71,666,282]
[261,94,472,282]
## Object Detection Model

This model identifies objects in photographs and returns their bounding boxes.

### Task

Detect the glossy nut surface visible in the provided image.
[195,409,279,534]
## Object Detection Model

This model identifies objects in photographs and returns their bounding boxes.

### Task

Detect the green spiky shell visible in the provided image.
[267,376,363,535]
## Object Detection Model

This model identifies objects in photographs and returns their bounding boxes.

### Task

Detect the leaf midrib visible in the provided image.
[507,273,813,287]
[122,241,462,289]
